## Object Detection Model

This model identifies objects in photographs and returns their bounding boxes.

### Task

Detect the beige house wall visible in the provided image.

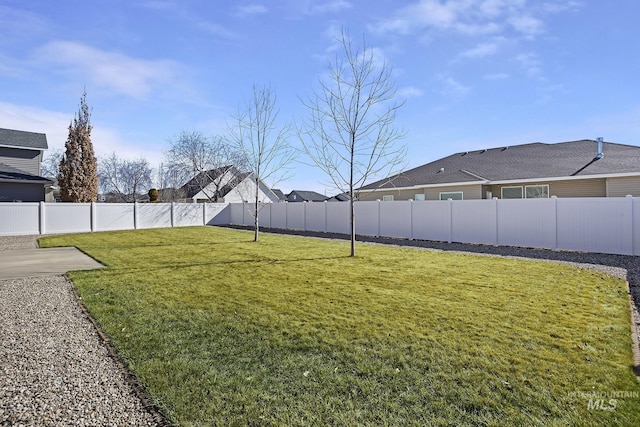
[358,184,483,201]
[487,179,607,198]
[607,176,640,197]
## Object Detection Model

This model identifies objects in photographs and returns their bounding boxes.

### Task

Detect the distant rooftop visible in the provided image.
[0,128,48,150]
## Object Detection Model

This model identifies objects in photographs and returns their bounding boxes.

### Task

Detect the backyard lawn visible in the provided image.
[40,227,640,426]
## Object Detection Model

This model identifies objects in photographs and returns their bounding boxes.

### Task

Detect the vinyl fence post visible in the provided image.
[91,202,97,232]
[324,200,328,233]
[410,199,414,240]
[134,202,139,230]
[552,196,558,251]
[448,199,453,244]
[377,199,381,238]
[202,202,207,226]
[39,201,46,235]
[627,195,635,256]
[171,202,175,228]
[494,197,499,246]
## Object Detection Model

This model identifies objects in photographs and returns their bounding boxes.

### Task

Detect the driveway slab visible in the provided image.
[0,247,105,280]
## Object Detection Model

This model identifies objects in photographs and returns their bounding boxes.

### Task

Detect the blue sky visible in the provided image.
[1,0,639,194]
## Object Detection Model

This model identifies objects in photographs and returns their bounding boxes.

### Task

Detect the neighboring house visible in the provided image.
[0,128,52,202]
[326,192,351,202]
[180,165,281,203]
[359,139,640,201]
[271,188,286,202]
[287,190,327,202]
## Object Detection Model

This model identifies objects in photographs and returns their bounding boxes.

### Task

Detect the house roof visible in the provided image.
[271,188,286,201]
[288,190,327,202]
[180,165,245,199]
[0,128,48,150]
[0,162,53,184]
[360,139,640,190]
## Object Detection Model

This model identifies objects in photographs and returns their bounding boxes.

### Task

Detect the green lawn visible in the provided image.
[40,227,640,426]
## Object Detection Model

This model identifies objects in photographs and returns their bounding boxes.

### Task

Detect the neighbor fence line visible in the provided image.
[1,197,638,256]
[228,196,640,256]
[0,202,230,236]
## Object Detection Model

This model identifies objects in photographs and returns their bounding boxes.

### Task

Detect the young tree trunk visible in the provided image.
[254,176,260,242]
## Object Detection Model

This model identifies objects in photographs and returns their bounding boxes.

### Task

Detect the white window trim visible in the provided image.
[439,191,463,200]
[414,194,425,201]
[382,195,394,201]
[524,184,550,199]
[501,186,523,199]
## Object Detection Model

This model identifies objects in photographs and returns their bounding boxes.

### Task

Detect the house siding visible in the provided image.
[607,176,640,197]
[0,182,45,202]
[486,179,606,199]
[359,184,483,201]
[0,147,41,175]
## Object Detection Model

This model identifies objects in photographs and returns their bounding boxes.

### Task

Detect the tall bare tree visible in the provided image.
[299,29,406,256]
[58,90,99,202]
[229,84,296,242]
[165,130,245,202]
[99,152,153,202]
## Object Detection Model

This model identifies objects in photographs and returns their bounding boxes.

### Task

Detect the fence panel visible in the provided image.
[305,203,327,232]
[379,201,412,239]
[0,203,39,235]
[497,198,557,249]
[411,201,451,242]
[173,203,204,227]
[355,201,379,236]
[326,202,350,235]
[451,200,497,245]
[557,198,633,255]
[229,203,247,225]
[96,203,135,231]
[206,203,231,225]
[45,203,92,234]
[285,203,306,230]
[137,203,172,229]
[269,203,287,229]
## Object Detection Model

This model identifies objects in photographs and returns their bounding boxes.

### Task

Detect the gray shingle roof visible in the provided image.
[0,128,48,150]
[361,140,640,190]
[288,190,327,202]
[0,162,52,184]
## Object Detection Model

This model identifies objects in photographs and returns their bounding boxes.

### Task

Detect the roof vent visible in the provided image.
[480,149,487,154]
[501,146,509,151]
[461,151,468,156]
[437,167,445,173]
[595,137,603,160]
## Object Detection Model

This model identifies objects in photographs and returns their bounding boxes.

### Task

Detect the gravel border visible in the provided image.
[0,236,168,426]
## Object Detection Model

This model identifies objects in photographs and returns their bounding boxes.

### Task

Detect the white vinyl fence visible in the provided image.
[228,196,640,256]
[0,202,230,236]
[1,197,638,256]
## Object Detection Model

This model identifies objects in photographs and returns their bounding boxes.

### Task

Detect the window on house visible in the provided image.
[382,195,394,201]
[501,186,523,199]
[525,184,549,198]
[439,191,463,200]
[414,194,425,201]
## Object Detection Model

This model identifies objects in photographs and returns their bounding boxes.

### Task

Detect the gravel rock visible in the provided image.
[0,275,162,426]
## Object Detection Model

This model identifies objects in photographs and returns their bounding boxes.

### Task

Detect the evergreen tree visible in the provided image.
[58,91,99,202]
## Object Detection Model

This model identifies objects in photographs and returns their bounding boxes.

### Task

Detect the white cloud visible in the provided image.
[439,75,471,98]
[0,102,163,166]
[234,4,269,16]
[508,15,544,38]
[515,52,541,77]
[483,72,510,80]
[398,86,424,98]
[306,0,352,14]
[460,41,500,59]
[34,41,185,99]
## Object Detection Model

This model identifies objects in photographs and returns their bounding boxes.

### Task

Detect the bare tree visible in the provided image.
[155,162,188,201]
[165,130,246,202]
[99,152,153,202]
[41,149,63,179]
[299,29,406,256]
[58,90,99,202]
[229,84,296,242]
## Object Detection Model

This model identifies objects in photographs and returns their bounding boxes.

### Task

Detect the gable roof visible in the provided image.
[0,162,52,184]
[180,165,245,199]
[271,188,286,201]
[360,139,640,190]
[288,190,327,202]
[0,128,48,150]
